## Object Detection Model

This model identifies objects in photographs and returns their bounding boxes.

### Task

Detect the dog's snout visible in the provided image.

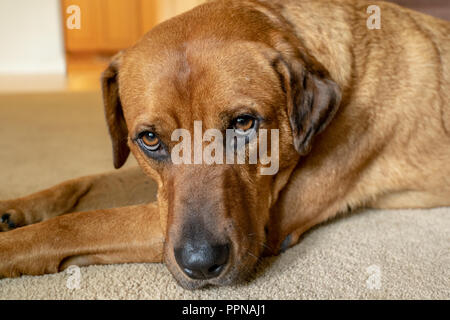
[174,241,230,280]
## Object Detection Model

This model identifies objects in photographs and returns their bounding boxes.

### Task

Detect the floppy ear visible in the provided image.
[274,57,342,155]
[101,52,130,169]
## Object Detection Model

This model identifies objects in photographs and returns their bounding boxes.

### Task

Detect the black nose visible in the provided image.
[174,241,230,280]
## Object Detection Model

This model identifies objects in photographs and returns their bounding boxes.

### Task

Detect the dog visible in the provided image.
[0,0,449,290]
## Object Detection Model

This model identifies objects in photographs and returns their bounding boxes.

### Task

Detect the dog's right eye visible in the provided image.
[139,131,161,151]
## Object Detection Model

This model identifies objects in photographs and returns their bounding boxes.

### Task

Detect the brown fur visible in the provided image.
[1,0,449,290]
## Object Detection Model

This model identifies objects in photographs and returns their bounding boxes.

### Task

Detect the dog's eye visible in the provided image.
[232,115,256,134]
[140,131,161,151]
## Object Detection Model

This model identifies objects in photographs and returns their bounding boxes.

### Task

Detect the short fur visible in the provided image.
[1,0,449,290]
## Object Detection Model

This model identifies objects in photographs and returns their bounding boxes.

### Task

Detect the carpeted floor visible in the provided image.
[0,92,448,299]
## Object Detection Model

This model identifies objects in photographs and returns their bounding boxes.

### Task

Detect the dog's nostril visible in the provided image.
[174,242,230,280]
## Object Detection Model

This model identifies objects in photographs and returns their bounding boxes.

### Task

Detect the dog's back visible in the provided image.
[267,0,450,213]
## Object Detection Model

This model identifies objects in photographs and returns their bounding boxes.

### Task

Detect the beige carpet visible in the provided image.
[0,92,448,300]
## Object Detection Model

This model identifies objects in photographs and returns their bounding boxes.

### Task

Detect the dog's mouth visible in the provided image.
[159,165,270,289]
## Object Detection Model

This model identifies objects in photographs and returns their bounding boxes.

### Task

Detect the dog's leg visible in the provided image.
[0,202,163,278]
[0,167,156,232]
[274,211,335,254]
[370,190,450,209]
[271,188,450,254]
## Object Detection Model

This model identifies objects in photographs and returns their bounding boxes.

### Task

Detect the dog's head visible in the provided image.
[101,0,341,289]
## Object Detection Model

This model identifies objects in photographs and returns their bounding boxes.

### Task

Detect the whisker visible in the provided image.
[230,220,275,255]
[247,234,274,253]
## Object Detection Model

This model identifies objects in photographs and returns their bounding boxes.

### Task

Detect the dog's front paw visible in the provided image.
[0,225,61,278]
[0,206,25,232]
[0,228,20,278]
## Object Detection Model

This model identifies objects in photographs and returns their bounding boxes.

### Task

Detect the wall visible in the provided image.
[0,0,66,74]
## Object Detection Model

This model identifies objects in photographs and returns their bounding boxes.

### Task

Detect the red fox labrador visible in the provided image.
[1,0,449,290]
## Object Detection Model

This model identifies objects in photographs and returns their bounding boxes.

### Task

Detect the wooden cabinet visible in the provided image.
[64,0,99,52]
[63,0,204,53]
[100,0,142,50]
[62,0,448,54]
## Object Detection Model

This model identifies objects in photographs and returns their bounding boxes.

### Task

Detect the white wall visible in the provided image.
[0,0,66,74]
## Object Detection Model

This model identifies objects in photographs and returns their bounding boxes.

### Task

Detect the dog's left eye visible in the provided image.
[232,115,257,134]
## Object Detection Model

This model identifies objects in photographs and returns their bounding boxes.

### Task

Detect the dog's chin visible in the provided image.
[169,268,253,290]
